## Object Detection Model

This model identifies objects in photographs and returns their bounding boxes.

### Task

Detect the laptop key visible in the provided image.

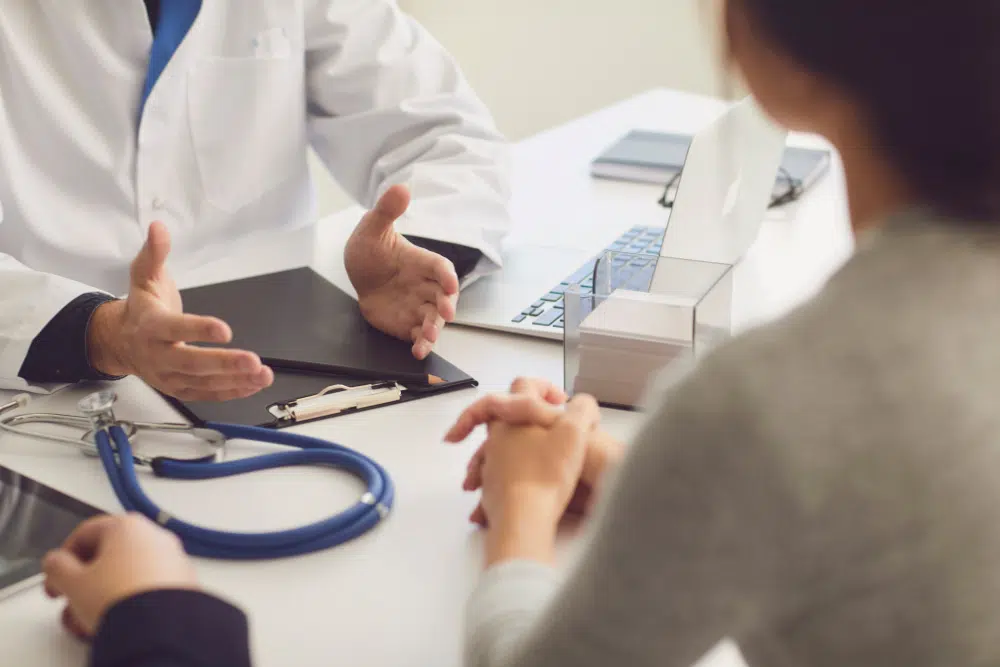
[512,314,527,323]
[541,292,562,302]
[533,308,564,326]
[531,300,545,309]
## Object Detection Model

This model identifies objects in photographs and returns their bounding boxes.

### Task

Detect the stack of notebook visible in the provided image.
[572,290,696,408]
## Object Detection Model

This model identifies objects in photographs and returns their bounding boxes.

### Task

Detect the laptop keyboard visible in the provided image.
[513,225,663,328]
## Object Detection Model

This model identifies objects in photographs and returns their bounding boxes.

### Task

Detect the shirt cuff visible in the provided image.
[90,589,252,667]
[17,293,123,384]
[405,235,483,282]
[465,560,560,667]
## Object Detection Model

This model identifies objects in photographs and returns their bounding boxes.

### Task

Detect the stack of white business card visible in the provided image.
[571,289,697,407]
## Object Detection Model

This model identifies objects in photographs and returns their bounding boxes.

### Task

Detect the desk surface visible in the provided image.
[0,89,852,667]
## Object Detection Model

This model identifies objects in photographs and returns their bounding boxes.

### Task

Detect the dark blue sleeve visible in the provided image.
[17,293,124,384]
[405,236,483,280]
[90,589,253,667]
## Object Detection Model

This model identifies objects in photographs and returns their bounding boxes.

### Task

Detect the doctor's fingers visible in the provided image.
[129,222,172,284]
[158,345,263,376]
[419,253,460,297]
[411,303,444,360]
[160,368,274,399]
[169,385,267,403]
[146,312,232,345]
[413,280,458,322]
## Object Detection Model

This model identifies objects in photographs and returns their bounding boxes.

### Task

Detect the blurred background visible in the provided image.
[311,0,728,216]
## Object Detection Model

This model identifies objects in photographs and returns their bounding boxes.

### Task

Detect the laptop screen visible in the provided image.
[655,97,787,269]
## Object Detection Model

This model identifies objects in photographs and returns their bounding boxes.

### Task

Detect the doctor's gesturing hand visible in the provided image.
[86,223,274,401]
[345,185,461,360]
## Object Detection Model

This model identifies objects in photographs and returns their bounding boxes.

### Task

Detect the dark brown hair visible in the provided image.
[733,1,1000,221]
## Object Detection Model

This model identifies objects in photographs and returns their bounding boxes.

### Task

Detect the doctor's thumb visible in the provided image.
[362,184,411,235]
[130,222,172,284]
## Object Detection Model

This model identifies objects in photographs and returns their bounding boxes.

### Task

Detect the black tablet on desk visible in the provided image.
[0,466,103,601]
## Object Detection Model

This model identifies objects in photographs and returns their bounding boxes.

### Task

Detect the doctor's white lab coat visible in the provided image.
[0,1,511,391]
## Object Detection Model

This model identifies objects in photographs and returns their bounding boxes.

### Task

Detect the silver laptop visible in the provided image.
[453,97,787,340]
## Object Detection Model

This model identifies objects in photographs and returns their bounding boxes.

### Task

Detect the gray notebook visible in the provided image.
[591,129,831,196]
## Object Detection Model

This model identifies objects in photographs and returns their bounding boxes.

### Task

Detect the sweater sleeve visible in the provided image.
[465,358,801,667]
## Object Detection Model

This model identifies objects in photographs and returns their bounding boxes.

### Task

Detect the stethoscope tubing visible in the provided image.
[94,422,394,560]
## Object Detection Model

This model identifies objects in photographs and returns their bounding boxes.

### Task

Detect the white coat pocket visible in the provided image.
[187,55,306,213]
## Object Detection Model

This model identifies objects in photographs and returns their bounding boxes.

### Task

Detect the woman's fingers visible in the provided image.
[464,445,486,490]
[469,503,488,527]
[445,394,561,443]
[509,377,568,404]
[558,394,601,435]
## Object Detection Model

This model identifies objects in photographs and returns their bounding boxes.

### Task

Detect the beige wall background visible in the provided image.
[311,0,727,217]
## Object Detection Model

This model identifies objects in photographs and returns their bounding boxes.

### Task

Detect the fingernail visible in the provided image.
[240,356,257,372]
[214,323,232,342]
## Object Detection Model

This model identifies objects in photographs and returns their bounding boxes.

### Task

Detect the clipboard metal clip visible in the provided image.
[267,382,405,423]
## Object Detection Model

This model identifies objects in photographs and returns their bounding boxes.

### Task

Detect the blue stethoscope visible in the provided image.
[0,390,394,560]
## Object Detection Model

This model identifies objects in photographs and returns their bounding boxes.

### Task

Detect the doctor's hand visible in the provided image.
[345,185,460,360]
[42,514,198,640]
[87,222,274,401]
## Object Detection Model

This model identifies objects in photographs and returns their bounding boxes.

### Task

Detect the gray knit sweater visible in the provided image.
[466,210,1000,667]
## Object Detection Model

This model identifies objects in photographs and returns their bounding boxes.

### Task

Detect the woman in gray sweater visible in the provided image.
[38,0,1000,666]
[446,1,1000,666]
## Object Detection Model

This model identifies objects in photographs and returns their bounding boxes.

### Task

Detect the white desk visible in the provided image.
[0,89,852,667]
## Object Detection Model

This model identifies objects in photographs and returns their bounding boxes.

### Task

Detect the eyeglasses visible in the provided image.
[657,166,803,210]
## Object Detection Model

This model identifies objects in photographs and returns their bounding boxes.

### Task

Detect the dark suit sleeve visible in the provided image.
[90,589,253,667]
[17,293,124,384]
[405,236,483,281]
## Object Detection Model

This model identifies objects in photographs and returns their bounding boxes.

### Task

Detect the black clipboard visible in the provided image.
[166,267,478,428]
